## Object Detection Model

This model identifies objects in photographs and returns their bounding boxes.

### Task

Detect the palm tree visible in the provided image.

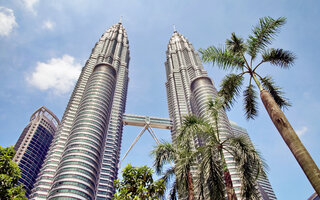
[207,99,237,200]
[151,140,196,200]
[179,111,265,200]
[199,16,320,195]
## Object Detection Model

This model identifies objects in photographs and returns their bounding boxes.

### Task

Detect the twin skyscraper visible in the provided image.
[27,22,276,199]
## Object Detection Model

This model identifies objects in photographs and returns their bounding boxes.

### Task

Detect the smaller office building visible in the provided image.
[308,192,320,200]
[13,106,60,198]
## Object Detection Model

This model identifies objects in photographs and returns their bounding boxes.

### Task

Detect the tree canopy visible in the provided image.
[114,164,166,200]
[0,145,27,200]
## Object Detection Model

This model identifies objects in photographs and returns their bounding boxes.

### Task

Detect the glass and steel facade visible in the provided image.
[13,106,60,198]
[30,22,130,200]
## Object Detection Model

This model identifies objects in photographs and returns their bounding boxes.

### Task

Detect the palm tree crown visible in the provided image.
[199,17,295,119]
[199,16,320,196]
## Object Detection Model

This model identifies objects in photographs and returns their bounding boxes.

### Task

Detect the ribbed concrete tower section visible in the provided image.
[165,31,207,141]
[190,76,233,142]
[30,23,130,200]
[48,63,117,200]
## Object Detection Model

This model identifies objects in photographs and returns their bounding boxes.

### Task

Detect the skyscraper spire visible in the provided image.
[119,16,123,24]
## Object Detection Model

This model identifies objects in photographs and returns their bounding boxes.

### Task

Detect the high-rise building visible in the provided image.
[308,192,320,200]
[13,106,60,198]
[165,30,277,199]
[30,22,129,200]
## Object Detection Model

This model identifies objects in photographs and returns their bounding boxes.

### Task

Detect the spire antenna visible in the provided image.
[173,24,177,33]
[119,16,123,24]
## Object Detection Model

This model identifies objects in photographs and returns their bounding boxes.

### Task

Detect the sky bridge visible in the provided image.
[119,114,173,168]
[122,113,172,130]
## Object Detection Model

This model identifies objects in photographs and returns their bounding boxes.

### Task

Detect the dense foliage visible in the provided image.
[152,99,266,200]
[0,146,27,200]
[114,164,166,200]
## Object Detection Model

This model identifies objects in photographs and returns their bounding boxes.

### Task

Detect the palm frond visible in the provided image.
[168,180,178,200]
[206,98,224,142]
[151,142,176,174]
[177,114,207,149]
[160,166,176,186]
[218,74,244,110]
[243,84,258,119]
[195,144,225,200]
[195,163,206,200]
[199,46,245,71]
[247,17,286,59]
[207,98,224,118]
[260,76,291,109]
[175,147,198,198]
[226,32,247,55]
[204,149,225,200]
[180,115,205,136]
[228,135,267,200]
[262,48,296,68]
[175,162,191,197]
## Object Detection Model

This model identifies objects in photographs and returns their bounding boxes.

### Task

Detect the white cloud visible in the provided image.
[21,0,39,14]
[296,126,308,137]
[42,20,55,30]
[26,55,82,95]
[0,7,18,36]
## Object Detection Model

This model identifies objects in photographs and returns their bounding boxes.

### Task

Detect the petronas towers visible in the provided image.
[30,22,276,200]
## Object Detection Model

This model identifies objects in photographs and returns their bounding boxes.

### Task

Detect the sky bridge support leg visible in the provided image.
[147,126,161,144]
[119,125,148,169]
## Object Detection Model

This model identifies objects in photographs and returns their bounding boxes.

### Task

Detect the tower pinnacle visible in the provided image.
[173,24,177,33]
[119,16,123,24]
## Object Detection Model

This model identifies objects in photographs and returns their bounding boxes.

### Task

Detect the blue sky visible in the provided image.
[0,0,319,199]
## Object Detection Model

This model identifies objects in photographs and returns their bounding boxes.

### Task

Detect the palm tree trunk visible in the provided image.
[187,170,194,200]
[220,149,238,200]
[260,89,320,195]
[215,111,237,200]
[224,171,238,200]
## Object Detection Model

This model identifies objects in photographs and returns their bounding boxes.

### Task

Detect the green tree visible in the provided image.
[178,111,265,200]
[0,145,27,200]
[199,16,320,195]
[152,140,195,200]
[113,164,166,200]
